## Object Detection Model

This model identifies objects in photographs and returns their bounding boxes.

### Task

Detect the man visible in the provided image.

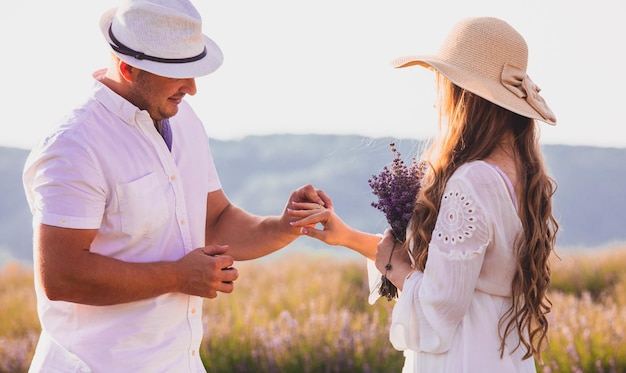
[22,0,323,371]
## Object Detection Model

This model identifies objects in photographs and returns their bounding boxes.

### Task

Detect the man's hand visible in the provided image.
[287,188,349,246]
[289,184,326,206]
[176,245,239,299]
[280,184,326,230]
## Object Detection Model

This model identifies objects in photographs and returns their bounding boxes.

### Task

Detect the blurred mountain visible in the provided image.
[2,135,625,266]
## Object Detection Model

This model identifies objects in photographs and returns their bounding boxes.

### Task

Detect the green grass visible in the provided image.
[200,254,403,372]
[550,247,626,300]
[1,247,625,372]
[542,248,626,373]
[0,262,38,373]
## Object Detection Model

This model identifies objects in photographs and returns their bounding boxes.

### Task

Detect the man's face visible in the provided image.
[127,69,197,121]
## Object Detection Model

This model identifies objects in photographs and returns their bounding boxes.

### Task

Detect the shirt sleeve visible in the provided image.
[23,135,107,229]
[389,174,493,353]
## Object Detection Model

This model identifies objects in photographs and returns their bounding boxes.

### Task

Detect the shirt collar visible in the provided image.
[91,69,153,127]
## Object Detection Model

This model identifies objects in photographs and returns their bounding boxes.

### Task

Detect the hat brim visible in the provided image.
[393,55,556,126]
[99,8,223,79]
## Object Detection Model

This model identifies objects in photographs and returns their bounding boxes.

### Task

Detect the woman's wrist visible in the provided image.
[345,229,381,259]
[387,261,413,291]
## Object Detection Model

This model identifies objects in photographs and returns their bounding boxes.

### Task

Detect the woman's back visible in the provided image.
[392,161,535,373]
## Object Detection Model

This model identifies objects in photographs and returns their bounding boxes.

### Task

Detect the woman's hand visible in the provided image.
[288,189,349,246]
[289,189,382,259]
[375,229,413,291]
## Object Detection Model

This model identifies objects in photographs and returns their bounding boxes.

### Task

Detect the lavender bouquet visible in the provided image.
[368,143,426,301]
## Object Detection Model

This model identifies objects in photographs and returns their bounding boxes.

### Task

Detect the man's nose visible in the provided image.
[181,78,197,96]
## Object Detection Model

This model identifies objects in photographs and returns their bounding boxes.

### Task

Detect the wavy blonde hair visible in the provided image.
[409,73,558,360]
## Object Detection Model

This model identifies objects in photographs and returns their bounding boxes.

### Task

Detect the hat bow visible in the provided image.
[501,63,556,122]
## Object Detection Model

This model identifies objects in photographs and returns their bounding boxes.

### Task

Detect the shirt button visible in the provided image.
[191,350,196,356]
[170,175,176,181]
[191,308,196,314]
[180,219,186,225]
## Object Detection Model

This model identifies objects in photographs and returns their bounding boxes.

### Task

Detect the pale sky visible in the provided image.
[2,0,624,150]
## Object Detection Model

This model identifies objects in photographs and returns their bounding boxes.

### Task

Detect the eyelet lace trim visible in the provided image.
[433,190,477,245]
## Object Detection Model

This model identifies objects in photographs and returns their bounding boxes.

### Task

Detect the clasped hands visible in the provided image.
[289,185,414,293]
[179,184,413,300]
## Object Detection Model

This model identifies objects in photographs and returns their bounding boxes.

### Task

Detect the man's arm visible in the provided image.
[205,185,324,261]
[35,223,238,306]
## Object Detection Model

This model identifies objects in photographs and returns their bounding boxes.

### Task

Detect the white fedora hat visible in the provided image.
[393,17,556,125]
[100,0,223,79]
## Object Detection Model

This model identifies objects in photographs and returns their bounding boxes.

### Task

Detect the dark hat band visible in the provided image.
[108,25,207,64]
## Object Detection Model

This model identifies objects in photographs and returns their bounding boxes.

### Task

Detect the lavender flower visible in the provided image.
[368,143,426,300]
[369,143,426,243]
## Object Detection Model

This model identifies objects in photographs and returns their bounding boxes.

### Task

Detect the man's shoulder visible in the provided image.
[54,97,112,138]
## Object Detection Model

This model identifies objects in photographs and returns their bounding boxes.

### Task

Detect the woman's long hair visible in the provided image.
[408,73,559,360]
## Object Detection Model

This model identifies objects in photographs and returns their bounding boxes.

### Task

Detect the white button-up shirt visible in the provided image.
[23,72,221,372]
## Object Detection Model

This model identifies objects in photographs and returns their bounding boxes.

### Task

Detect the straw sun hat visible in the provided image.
[393,17,556,125]
[100,0,223,79]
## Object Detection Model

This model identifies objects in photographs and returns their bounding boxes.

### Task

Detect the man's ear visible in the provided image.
[118,60,135,82]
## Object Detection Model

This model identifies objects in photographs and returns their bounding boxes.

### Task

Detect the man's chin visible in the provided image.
[161,107,179,120]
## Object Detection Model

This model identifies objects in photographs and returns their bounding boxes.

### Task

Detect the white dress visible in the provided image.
[370,161,537,373]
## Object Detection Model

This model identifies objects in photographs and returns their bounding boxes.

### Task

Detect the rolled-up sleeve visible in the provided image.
[24,135,106,229]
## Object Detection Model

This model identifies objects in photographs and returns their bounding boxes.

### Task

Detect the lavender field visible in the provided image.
[1,246,625,372]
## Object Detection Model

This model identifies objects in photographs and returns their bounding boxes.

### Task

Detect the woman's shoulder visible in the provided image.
[448,161,508,196]
[451,160,499,181]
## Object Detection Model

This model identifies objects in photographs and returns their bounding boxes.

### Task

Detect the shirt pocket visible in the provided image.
[116,172,169,237]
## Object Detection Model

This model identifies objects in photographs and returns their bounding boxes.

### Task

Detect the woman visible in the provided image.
[290,17,558,372]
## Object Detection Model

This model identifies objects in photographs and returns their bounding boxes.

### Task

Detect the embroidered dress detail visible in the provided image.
[433,190,477,245]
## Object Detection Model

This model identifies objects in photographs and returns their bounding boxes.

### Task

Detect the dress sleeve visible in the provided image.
[389,175,493,353]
